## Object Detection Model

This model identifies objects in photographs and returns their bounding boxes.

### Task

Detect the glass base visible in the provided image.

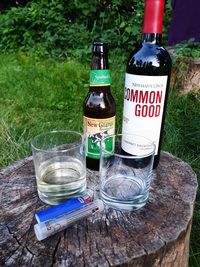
[100,175,149,211]
[38,185,86,205]
[100,191,149,211]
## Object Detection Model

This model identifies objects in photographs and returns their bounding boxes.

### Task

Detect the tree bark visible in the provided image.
[167,47,200,95]
[0,151,198,267]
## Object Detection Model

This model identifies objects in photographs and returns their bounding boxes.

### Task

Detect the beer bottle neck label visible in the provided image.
[90,70,111,86]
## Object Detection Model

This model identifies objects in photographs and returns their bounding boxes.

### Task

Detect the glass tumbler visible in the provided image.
[99,133,155,211]
[31,130,86,205]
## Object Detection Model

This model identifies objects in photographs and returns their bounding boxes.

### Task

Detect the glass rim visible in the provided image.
[31,130,83,152]
[100,133,156,159]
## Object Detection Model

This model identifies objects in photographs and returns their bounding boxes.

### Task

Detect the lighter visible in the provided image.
[34,199,104,241]
[35,189,94,223]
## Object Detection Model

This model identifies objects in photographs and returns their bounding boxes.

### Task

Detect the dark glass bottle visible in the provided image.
[122,0,172,168]
[83,42,116,171]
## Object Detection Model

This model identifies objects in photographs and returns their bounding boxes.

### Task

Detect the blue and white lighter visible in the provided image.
[35,189,93,223]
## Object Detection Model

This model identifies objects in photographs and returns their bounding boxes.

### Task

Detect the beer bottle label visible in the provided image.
[122,73,168,155]
[90,70,111,86]
[84,116,115,159]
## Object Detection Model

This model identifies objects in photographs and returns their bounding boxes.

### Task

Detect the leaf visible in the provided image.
[119,21,126,28]
[125,26,132,34]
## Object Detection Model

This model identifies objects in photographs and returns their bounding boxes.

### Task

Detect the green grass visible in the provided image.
[0,51,199,265]
[0,52,89,166]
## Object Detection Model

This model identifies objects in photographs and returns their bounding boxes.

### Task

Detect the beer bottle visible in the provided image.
[83,42,116,171]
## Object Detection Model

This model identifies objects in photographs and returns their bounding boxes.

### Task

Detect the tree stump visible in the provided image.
[170,58,200,95]
[0,151,197,267]
[167,47,200,95]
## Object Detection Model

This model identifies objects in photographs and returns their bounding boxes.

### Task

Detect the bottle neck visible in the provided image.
[141,33,162,44]
[91,52,109,70]
[90,51,111,91]
[89,85,110,93]
[142,0,165,38]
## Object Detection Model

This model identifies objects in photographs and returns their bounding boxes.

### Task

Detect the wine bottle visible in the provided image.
[122,0,172,168]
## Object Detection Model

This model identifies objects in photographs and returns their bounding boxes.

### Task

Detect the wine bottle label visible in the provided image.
[122,73,168,155]
[90,70,111,86]
[83,116,115,159]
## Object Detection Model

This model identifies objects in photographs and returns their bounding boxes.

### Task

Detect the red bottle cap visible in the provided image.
[142,0,165,34]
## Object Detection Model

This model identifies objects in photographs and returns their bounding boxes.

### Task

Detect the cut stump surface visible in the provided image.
[0,151,198,267]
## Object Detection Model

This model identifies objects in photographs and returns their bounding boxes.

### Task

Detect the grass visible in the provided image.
[0,52,89,166]
[0,51,199,265]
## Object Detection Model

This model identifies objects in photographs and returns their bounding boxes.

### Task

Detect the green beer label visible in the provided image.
[87,135,113,159]
[83,116,115,159]
[90,70,111,86]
